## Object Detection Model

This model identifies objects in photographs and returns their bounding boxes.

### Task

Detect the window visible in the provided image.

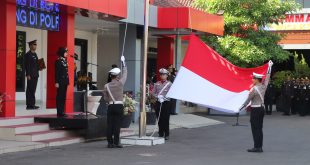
[304,0,310,8]
[295,0,310,8]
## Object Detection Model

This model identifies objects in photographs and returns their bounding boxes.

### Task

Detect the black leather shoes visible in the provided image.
[247,148,263,153]
[107,144,114,148]
[114,144,123,148]
[57,114,68,118]
[26,106,36,110]
[165,136,169,140]
[26,106,40,110]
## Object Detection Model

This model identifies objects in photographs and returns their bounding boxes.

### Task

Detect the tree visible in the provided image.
[294,53,310,78]
[193,0,300,67]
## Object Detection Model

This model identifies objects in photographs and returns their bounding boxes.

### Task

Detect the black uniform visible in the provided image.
[299,84,308,116]
[279,81,292,115]
[291,84,301,115]
[55,57,69,116]
[24,51,39,108]
[306,85,310,115]
[264,83,275,115]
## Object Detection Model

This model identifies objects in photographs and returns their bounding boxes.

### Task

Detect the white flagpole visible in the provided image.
[139,0,150,137]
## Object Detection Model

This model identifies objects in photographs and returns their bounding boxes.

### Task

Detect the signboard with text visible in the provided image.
[265,13,310,31]
[16,0,60,31]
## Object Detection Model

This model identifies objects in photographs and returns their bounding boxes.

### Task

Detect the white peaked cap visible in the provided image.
[109,68,121,75]
[159,68,169,74]
[253,72,264,79]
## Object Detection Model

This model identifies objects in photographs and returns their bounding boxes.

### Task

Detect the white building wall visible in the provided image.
[97,33,120,89]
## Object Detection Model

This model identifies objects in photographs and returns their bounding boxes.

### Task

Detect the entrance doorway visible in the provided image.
[75,38,88,91]
[75,38,88,75]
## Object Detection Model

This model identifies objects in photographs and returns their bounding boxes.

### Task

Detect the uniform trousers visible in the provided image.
[264,103,272,114]
[155,101,171,137]
[299,100,308,116]
[307,100,310,115]
[170,99,177,114]
[107,104,124,145]
[291,98,300,114]
[26,78,38,107]
[250,107,265,148]
[282,96,292,115]
[56,83,68,116]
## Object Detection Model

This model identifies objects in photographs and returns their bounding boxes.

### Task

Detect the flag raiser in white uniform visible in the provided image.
[166,35,271,114]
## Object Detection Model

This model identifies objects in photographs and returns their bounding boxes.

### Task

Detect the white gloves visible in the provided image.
[269,60,273,66]
[121,55,126,67]
[267,60,273,74]
[158,95,164,103]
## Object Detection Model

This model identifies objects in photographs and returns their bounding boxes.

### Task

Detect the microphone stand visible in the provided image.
[77,61,104,118]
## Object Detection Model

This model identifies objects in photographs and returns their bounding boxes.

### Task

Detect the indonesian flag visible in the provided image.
[167,35,269,113]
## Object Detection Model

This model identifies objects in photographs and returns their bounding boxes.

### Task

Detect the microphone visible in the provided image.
[68,54,79,60]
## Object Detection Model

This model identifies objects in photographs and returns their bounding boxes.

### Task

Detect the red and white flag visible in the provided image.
[167,35,269,113]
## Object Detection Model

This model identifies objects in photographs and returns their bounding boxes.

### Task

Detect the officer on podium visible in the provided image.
[24,40,40,110]
[55,47,69,117]
[103,56,127,148]
[241,61,272,153]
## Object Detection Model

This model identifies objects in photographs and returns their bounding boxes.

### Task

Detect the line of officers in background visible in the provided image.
[274,77,310,116]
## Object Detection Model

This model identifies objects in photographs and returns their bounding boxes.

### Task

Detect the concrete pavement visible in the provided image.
[1,112,310,165]
[0,107,221,155]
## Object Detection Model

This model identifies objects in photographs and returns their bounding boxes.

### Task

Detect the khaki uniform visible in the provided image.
[103,66,127,146]
[103,67,127,103]
[152,80,172,138]
[242,73,270,149]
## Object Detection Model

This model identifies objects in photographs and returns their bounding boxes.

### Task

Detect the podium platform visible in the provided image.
[34,114,107,140]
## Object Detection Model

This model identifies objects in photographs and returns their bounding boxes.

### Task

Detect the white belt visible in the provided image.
[251,105,263,108]
[109,101,123,105]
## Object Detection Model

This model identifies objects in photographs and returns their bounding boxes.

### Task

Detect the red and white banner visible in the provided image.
[167,35,269,113]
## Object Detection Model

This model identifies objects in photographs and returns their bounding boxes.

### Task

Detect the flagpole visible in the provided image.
[139,0,150,137]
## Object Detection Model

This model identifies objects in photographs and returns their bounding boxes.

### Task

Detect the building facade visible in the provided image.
[0,0,224,117]
[267,1,310,66]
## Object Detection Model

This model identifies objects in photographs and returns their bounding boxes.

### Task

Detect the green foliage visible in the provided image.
[272,71,293,88]
[271,54,310,89]
[194,0,300,67]
[294,53,310,78]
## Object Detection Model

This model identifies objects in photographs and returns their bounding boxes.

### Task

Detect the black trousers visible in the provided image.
[250,107,265,148]
[107,104,124,145]
[56,83,68,116]
[264,103,272,114]
[170,99,177,114]
[299,100,308,116]
[155,101,171,137]
[282,96,292,115]
[26,77,38,107]
[291,98,300,114]
[307,101,310,115]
